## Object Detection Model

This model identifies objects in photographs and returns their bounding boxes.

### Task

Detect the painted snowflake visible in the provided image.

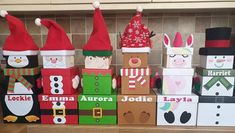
[132,20,141,28]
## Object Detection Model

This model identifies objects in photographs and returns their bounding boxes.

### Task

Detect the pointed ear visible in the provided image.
[186,34,193,47]
[163,33,170,48]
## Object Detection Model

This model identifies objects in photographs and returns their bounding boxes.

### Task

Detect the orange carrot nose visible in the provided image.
[216,59,225,63]
[131,58,139,64]
[15,59,22,63]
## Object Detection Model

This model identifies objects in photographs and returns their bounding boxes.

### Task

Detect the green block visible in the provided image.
[83,73,112,95]
[78,92,117,125]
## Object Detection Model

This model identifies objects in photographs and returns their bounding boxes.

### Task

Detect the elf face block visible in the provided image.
[159,67,194,95]
[41,67,79,95]
[120,68,150,94]
[38,94,78,124]
[42,55,74,69]
[78,92,117,125]
[195,67,235,96]
[84,56,112,69]
[197,96,235,126]
[1,94,40,123]
[200,55,234,69]
[163,33,193,68]
[82,68,113,95]
[122,53,148,68]
[157,93,198,126]
[118,91,156,125]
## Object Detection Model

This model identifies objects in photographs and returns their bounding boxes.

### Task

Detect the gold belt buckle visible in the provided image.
[93,108,102,118]
[53,108,66,117]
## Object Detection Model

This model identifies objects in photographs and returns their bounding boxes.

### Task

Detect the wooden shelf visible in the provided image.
[2,124,235,133]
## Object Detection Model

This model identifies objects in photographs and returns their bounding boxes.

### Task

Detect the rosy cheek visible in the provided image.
[226,58,232,62]
[208,59,214,63]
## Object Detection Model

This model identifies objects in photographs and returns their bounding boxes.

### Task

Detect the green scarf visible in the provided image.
[204,77,233,90]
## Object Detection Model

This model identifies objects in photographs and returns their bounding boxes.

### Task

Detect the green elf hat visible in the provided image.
[82,1,113,56]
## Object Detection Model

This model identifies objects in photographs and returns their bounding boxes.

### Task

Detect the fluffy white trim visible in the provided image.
[93,1,100,9]
[136,6,143,12]
[122,47,150,53]
[35,18,41,26]
[3,50,38,55]
[0,10,8,17]
[40,50,75,55]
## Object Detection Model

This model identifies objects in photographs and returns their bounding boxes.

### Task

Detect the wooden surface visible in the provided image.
[1,124,235,133]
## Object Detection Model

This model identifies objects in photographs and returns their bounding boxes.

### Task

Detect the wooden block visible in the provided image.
[200,55,234,69]
[42,55,74,68]
[122,53,148,69]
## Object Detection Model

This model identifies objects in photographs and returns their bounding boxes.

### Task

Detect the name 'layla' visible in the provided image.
[80,96,113,102]
[208,70,231,76]
[121,96,153,102]
[42,95,75,101]
[7,95,32,101]
[163,97,192,103]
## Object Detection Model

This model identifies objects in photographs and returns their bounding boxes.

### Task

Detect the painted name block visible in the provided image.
[118,90,156,125]
[122,53,148,69]
[157,93,198,126]
[42,55,74,68]
[84,56,112,69]
[120,68,150,94]
[1,94,40,123]
[82,68,113,95]
[197,96,235,126]
[38,94,78,124]
[163,47,193,68]
[196,67,235,96]
[159,67,194,95]
[78,92,117,125]
[200,55,234,69]
[41,67,79,95]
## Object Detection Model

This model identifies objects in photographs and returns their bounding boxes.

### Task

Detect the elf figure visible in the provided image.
[81,1,116,94]
[0,10,41,123]
[35,18,79,95]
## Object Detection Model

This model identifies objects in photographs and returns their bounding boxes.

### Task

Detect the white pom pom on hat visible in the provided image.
[136,6,143,12]
[0,10,8,18]
[35,18,41,26]
[92,1,100,9]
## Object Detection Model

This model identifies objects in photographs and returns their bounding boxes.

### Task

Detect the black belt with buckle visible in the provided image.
[40,109,78,116]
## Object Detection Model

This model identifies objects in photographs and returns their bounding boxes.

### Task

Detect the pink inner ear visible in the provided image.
[164,35,169,45]
[187,35,193,46]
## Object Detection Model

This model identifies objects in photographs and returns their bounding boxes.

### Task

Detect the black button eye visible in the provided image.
[223,56,225,58]
[169,54,176,58]
[103,57,106,60]
[90,57,92,60]
[14,57,16,59]
[214,56,217,59]
[19,57,22,59]
[50,58,52,60]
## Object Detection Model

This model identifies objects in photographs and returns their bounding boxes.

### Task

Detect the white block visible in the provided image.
[42,55,74,68]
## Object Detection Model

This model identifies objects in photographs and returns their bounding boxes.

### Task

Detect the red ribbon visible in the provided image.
[206,40,230,48]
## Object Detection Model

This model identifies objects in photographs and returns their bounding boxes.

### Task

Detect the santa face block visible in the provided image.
[78,92,117,125]
[157,93,198,126]
[84,56,112,69]
[38,94,78,124]
[41,66,79,95]
[1,94,40,123]
[122,53,148,69]
[159,67,194,95]
[163,33,194,68]
[42,55,74,69]
[82,68,113,95]
[120,67,150,94]
[200,55,234,69]
[195,67,235,96]
[197,96,235,126]
[118,90,156,125]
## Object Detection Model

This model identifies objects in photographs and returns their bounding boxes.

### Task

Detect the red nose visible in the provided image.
[131,58,139,64]
[51,59,57,64]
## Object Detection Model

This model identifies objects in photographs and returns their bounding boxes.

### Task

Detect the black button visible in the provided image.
[54,77,58,81]
[216,83,220,87]
[54,83,59,87]
[57,118,62,122]
[55,89,59,93]
[96,119,100,123]
[95,103,100,107]
[95,76,99,80]
[215,121,219,125]
[217,105,221,109]
[56,102,60,106]
[216,113,220,117]
[216,92,219,96]
[95,82,99,86]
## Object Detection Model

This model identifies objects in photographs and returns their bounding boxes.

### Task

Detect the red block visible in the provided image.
[38,94,78,124]
[41,67,79,95]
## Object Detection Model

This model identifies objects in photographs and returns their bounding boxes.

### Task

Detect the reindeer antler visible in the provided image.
[149,31,156,38]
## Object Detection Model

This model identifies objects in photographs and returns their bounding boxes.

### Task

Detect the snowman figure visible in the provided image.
[1,10,41,123]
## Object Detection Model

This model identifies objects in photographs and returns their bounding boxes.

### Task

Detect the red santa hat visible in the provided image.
[120,6,151,53]
[0,10,39,56]
[82,1,113,56]
[35,18,75,56]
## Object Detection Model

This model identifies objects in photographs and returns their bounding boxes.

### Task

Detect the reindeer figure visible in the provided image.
[163,32,194,68]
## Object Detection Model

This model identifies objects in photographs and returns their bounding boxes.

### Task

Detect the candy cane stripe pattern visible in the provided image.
[121,68,150,89]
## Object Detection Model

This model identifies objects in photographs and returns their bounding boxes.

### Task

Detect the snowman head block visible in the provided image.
[200,55,234,69]
[163,33,194,68]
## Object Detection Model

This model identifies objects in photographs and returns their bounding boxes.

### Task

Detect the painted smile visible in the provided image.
[214,63,224,68]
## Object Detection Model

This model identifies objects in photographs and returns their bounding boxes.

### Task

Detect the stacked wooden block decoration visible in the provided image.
[36,18,80,124]
[195,27,235,126]
[118,8,156,125]
[156,32,198,126]
[78,3,117,125]
[1,12,41,123]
